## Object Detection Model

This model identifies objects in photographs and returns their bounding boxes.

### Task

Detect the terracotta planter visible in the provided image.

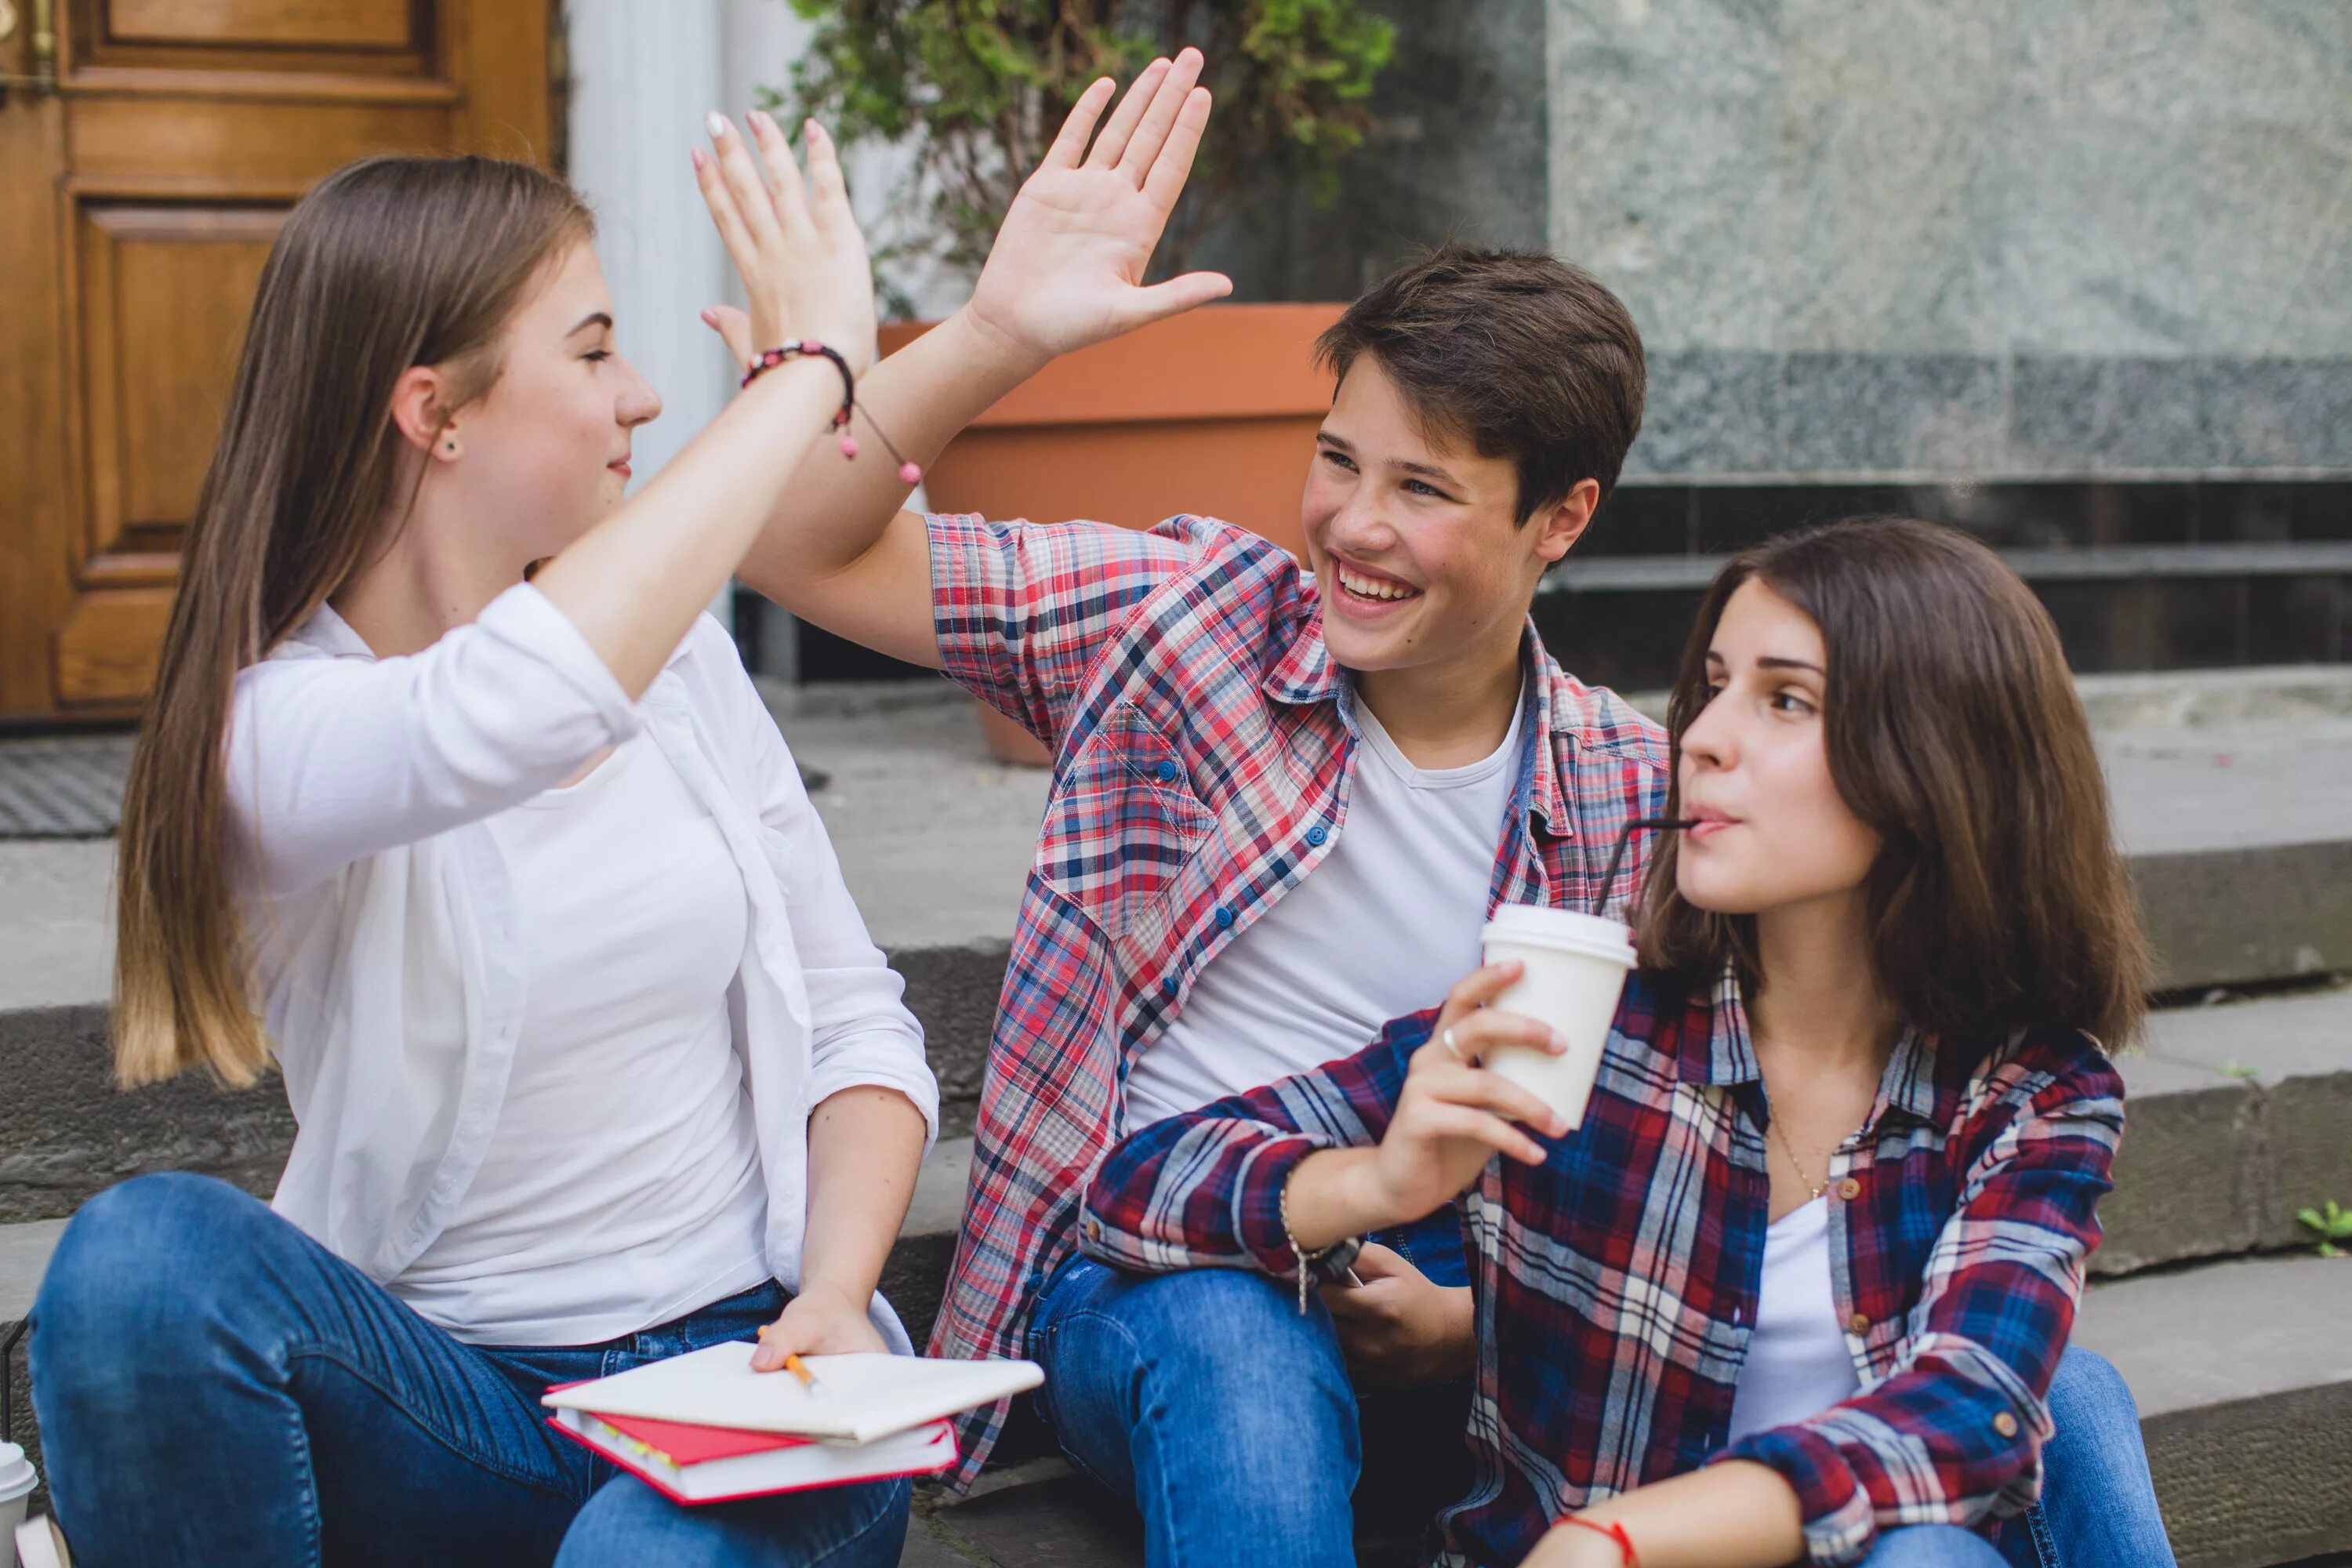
[880,303,1343,764]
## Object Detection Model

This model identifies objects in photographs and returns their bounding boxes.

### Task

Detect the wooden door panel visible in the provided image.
[69,0,437,79]
[107,0,421,52]
[70,98,454,190]
[0,0,552,720]
[53,586,172,706]
[74,204,280,576]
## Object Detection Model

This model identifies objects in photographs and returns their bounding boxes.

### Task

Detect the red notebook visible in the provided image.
[549,1406,957,1504]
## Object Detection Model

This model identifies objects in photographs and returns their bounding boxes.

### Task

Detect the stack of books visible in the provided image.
[543,1343,1043,1504]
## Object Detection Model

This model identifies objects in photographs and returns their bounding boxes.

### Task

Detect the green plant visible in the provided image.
[772,0,1396,302]
[2299,1200,2352,1258]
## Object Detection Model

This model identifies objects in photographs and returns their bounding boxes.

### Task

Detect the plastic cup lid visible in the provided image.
[0,1439,34,1501]
[1482,903,1635,956]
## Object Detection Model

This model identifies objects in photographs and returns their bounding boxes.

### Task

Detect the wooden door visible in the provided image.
[0,0,552,722]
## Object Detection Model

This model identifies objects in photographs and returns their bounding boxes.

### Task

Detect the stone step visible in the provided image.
[2071,1253,2352,1568]
[9,980,2346,1298]
[2099,984,2352,1276]
[6,1189,2346,1566]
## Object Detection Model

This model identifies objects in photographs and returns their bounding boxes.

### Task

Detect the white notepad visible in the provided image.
[541,1343,1044,1445]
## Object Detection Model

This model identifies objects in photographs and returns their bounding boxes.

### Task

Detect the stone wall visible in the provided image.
[1555,0,2352,478]
[1218,1,2352,481]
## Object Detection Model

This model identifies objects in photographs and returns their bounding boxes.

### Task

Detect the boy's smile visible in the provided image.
[1300,355,1591,702]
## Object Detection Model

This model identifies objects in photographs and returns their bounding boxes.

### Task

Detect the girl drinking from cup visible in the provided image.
[1082,517,2169,1566]
[31,114,936,1568]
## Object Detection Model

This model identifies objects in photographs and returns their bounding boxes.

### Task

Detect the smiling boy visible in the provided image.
[716,50,1667,1556]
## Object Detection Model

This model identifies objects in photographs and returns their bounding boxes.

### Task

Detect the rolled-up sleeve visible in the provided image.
[927,512,1196,752]
[1082,1011,1431,1277]
[229,583,643,898]
[1719,1051,2125,1565]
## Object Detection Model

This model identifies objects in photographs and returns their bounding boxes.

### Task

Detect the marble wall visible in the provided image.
[1551,0,2352,477]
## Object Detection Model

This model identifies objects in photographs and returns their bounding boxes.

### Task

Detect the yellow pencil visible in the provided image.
[781,1352,827,1396]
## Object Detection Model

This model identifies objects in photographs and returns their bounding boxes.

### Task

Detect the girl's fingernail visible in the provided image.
[690,147,706,170]
[706,111,728,138]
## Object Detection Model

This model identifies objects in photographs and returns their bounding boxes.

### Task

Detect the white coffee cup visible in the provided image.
[0,1441,37,1568]
[1477,904,1638,1131]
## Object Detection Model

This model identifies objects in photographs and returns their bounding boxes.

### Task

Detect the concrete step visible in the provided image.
[9,979,2346,1292]
[2073,1253,2352,1568]
[2099,984,2352,1276]
[5,1189,2346,1566]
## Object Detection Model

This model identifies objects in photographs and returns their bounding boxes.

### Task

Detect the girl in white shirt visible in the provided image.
[30,115,935,1568]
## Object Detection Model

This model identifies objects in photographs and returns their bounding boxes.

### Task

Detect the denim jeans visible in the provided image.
[28,1173,911,1568]
[1031,1235,2174,1568]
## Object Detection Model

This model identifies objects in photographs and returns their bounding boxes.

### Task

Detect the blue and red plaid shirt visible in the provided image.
[1080,968,2125,1566]
[924,511,1670,1480]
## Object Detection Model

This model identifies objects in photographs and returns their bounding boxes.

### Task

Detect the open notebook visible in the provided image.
[541,1343,1044,1446]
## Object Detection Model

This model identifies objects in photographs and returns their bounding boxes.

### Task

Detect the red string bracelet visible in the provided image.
[740,339,923,486]
[1552,1515,1641,1566]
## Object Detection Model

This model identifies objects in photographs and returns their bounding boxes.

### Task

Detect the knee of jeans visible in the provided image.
[34,1174,263,1350]
[1129,1272,1352,1433]
[2048,1345,2140,1434]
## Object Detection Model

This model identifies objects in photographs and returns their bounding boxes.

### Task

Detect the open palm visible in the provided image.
[965,48,1233,360]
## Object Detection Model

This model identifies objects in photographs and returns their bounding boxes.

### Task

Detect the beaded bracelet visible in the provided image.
[1552,1515,1640,1566]
[741,339,922,485]
[1276,1168,1363,1314]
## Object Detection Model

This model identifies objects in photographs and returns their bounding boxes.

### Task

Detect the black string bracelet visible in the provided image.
[742,339,922,485]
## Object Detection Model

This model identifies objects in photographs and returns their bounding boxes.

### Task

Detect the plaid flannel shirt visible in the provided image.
[924,511,1670,1482]
[1080,969,2125,1566]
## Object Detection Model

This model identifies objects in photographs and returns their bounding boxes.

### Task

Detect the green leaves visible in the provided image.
[779,0,1396,289]
[2298,1199,2352,1258]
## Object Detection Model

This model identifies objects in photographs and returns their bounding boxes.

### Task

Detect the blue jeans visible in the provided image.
[1030,1246,2175,1568]
[29,1174,911,1568]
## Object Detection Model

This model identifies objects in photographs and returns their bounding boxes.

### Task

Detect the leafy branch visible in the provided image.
[771,0,1396,295]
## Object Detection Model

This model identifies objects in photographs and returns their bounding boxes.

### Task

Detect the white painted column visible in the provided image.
[564,0,734,630]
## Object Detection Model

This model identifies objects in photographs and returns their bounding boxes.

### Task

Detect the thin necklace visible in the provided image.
[1769,1115,1828,1201]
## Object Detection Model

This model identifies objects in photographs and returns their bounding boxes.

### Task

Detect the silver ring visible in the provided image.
[1441,1026,1465,1063]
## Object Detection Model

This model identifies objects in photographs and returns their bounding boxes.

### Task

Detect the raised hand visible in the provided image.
[961,47,1233,362]
[693,110,879,376]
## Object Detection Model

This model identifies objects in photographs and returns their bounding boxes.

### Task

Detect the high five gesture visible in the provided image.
[964,49,1232,361]
[728,51,1233,662]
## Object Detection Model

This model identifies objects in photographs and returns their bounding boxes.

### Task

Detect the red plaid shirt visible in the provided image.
[1080,971,2125,1566]
[924,511,1669,1481]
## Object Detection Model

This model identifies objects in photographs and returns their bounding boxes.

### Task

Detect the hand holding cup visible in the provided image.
[1356,962,1570,1227]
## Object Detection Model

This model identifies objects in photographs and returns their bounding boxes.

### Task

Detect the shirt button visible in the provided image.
[1214,906,1236,929]
[1993,1411,2020,1439]
[1085,1218,1102,1243]
[1837,1177,1863,1201]
[1307,823,1330,847]
[1155,760,1179,782]
[1848,1312,1871,1336]
[1162,976,1181,999]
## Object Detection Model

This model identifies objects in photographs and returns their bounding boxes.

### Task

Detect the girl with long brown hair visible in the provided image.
[29,114,938,1566]
[1083,517,2174,1566]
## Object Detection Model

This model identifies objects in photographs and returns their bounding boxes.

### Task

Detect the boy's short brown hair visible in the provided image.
[1313,245,1646,524]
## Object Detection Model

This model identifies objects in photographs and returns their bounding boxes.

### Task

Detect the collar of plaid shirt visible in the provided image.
[927,515,1671,1484]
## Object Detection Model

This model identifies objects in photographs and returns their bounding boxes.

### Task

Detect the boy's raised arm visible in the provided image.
[721,48,1232,668]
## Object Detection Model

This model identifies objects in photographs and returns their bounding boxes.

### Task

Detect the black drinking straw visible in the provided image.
[1592,817,1699,915]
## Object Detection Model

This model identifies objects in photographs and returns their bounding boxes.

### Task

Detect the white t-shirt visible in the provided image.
[1122,689,1523,1129]
[394,729,772,1345]
[1724,1196,1863,1445]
